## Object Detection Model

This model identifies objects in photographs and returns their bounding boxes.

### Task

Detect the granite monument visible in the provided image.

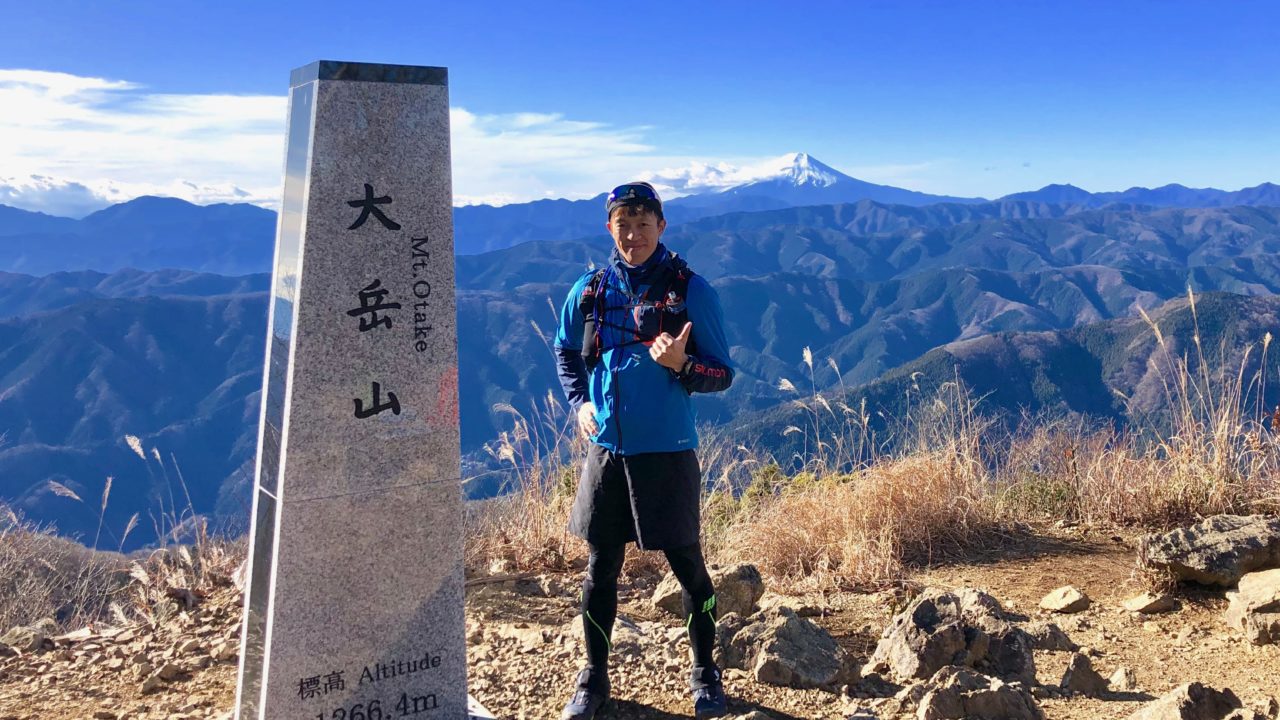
[235,60,489,720]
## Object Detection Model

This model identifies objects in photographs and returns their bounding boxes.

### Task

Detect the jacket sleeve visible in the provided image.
[554,272,594,413]
[676,275,735,394]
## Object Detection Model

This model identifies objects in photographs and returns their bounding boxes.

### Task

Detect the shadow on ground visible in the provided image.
[608,698,808,719]
[906,525,1116,571]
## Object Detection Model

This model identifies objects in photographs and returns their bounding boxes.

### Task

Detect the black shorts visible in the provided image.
[568,442,702,550]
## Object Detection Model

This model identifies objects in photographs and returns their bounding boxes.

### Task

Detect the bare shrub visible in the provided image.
[0,507,130,631]
[120,533,245,628]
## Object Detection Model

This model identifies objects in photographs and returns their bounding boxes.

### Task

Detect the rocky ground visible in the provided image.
[1,517,1278,719]
[0,585,240,719]
[464,518,1280,720]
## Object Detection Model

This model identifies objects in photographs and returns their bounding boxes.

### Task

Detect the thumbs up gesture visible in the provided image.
[649,322,692,371]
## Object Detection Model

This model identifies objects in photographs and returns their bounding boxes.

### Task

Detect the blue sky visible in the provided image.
[1,0,1277,215]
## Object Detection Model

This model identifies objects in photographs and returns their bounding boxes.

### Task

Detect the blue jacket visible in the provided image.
[554,245,734,455]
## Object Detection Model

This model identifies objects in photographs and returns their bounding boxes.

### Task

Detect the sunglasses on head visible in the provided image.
[607,183,661,207]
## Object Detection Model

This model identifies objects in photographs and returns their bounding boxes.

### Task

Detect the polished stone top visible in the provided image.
[290,61,448,88]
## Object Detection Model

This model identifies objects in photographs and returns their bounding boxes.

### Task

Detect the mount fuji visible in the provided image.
[664,152,980,209]
[451,152,984,254]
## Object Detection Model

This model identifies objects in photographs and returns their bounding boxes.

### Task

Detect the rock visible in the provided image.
[1125,682,1243,720]
[1224,568,1280,645]
[0,624,52,654]
[176,638,203,655]
[865,588,1036,684]
[1225,710,1275,720]
[1022,621,1078,651]
[1039,586,1090,613]
[1124,592,1179,614]
[1245,698,1280,720]
[725,607,854,689]
[54,627,96,645]
[757,592,824,617]
[1140,515,1280,587]
[559,614,645,656]
[653,564,765,618]
[0,643,14,658]
[1059,653,1108,696]
[729,713,775,720]
[140,674,164,694]
[715,612,750,669]
[155,662,185,681]
[213,643,238,662]
[1110,666,1137,692]
[914,666,1043,720]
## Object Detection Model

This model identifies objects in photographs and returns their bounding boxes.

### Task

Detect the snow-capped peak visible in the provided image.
[768,152,842,189]
[639,152,846,198]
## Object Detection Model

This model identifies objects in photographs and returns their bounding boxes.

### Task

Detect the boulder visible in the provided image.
[715,612,750,669]
[1124,592,1179,614]
[1140,515,1280,587]
[1022,620,1078,651]
[1126,683,1243,720]
[0,623,54,654]
[1110,666,1137,692]
[725,607,854,689]
[1224,567,1280,645]
[652,563,764,618]
[914,666,1043,720]
[1039,585,1090,613]
[865,588,1036,684]
[1060,652,1108,696]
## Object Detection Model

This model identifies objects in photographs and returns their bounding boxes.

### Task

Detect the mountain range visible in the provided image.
[1,153,1278,548]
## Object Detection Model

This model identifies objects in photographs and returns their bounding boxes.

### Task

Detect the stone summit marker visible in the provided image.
[235,61,492,720]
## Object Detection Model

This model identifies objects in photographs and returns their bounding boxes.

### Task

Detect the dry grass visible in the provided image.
[0,433,245,635]
[0,504,244,634]
[998,287,1280,528]
[0,507,130,631]
[715,449,995,592]
[464,391,586,577]
[464,287,1280,593]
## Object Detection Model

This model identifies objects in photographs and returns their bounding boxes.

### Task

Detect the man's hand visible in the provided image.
[577,401,599,439]
[649,322,692,371]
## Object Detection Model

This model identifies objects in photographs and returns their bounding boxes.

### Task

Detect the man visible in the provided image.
[553,182,735,719]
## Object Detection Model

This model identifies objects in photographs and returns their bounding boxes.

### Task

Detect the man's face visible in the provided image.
[607,206,666,265]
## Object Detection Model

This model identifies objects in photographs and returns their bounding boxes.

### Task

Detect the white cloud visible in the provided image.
[448,108,661,205]
[0,69,285,217]
[0,68,949,214]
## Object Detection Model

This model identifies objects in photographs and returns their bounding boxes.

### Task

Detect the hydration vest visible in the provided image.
[579,254,698,371]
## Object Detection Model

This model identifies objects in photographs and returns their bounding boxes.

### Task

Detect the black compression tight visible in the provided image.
[579,541,719,689]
